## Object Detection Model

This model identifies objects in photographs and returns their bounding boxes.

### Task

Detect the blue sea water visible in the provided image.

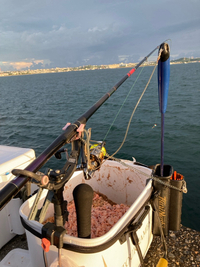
[0,63,200,231]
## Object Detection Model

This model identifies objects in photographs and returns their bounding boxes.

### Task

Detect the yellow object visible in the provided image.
[90,144,106,156]
[156,258,168,267]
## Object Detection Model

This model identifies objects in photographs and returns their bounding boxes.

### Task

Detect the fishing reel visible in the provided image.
[84,141,106,180]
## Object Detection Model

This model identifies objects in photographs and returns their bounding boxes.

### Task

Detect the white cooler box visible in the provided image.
[0,145,36,249]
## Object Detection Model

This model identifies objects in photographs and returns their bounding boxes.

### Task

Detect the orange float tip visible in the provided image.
[174,171,177,180]
[156,257,168,267]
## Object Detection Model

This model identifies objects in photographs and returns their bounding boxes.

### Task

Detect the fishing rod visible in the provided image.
[0,43,161,211]
[157,43,170,176]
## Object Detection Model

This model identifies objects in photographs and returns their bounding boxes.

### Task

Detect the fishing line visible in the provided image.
[103,66,145,141]
[105,53,162,160]
[164,38,172,48]
[133,123,158,138]
[134,107,161,140]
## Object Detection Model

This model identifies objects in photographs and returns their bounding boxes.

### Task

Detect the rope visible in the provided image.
[103,66,145,141]
[151,176,187,193]
[106,55,160,160]
[150,197,168,258]
[104,155,187,193]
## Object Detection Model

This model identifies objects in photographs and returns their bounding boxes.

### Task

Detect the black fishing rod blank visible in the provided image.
[77,46,159,125]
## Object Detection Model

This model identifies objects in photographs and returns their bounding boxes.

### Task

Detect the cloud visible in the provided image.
[118,55,130,63]
[0,59,51,71]
[88,27,108,33]
[9,61,33,70]
[0,0,200,71]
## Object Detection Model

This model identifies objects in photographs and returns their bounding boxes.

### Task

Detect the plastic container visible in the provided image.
[0,145,35,249]
[20,160,154,267]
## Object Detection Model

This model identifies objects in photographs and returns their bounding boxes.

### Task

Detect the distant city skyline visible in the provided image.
[0,0,200,71]
[1,57,199,77]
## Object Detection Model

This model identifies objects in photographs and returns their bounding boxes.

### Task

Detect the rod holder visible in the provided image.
[152,164,173,236]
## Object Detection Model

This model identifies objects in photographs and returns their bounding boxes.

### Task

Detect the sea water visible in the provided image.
[0,63,199,231]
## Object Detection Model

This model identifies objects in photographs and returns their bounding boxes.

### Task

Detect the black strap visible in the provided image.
[130,231,144,267]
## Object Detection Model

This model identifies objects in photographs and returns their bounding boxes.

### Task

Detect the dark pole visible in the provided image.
[76,46,159,125]
[157,43,170,176]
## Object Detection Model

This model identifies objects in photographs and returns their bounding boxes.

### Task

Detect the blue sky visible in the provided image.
[0,0,200,71]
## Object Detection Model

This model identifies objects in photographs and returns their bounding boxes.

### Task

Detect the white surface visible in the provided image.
[0,145,36,249]
[0,249,32,267]
[0,145,35,189]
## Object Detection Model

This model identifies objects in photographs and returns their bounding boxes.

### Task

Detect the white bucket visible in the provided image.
[20,160,153,267]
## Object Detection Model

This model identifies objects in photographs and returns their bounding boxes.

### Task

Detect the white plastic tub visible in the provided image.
[0,145,35,249]
[20,160,153,267]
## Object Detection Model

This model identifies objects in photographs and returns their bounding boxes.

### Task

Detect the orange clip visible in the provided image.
[41,238,51,252]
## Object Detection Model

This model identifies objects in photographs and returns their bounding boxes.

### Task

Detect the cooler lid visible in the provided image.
[0,145,35,187]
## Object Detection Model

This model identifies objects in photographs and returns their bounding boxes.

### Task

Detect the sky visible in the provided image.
[0,0,200,71]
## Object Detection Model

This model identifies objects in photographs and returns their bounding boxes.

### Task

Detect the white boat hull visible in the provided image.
[0,145,36,249]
